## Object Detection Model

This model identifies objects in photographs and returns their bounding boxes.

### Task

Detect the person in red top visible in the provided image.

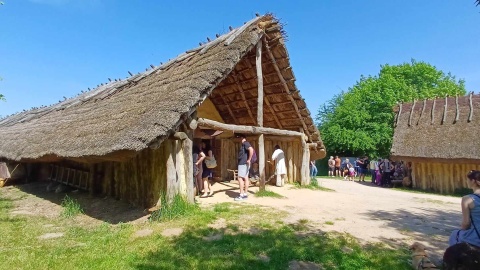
[334,156,341,177]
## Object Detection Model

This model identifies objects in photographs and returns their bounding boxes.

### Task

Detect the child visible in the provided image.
[348,163,355,181]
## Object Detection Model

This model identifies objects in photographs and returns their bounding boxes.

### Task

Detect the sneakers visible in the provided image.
[234,194,248,201]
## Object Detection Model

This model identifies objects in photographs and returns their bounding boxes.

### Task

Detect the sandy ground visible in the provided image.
[3,177,461,263]
[198,177,461,262]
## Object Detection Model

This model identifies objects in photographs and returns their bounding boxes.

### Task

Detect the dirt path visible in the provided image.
[200,177,461,261]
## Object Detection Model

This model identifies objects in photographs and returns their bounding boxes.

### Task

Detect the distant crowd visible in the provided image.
[326,156,407,188]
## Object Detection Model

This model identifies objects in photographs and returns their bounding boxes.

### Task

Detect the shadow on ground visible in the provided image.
[12,181,146,223]
[132,223,411,270]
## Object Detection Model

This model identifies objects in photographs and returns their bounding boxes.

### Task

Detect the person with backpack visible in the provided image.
[270,145,287,187]
[235,134,254,201]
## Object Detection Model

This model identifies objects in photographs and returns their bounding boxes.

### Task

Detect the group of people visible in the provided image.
[327,156,370,181]
[192,134,287,201]
[326,155,405,188]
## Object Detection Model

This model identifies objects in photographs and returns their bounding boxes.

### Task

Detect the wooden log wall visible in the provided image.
[94,138,191,208]
[412,162,480,194]
[220,137,303,183]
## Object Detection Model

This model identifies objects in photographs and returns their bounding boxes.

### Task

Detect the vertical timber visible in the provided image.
[256,39,266,192]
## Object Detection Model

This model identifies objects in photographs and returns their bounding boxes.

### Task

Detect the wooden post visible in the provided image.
[184,130,194,203]
[166,140,177,203]
[256,39,266,191]
[300,129,310,186]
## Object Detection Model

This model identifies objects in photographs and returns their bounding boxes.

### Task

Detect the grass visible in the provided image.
[60,195,84,218]
[150,194,201,221]
[254,189,284,198]
[325,221,335,225]
[0,190,412,270]
[293,178,335,192]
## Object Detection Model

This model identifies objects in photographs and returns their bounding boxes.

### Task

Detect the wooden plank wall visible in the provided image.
[412,162,480,194]
[220,137,302,183]
[95,138,190,208]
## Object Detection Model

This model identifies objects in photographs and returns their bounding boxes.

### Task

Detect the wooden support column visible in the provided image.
[165,140,177,203]
[183,130,194,203]
[256,39,266,191]
[300,129,310,186]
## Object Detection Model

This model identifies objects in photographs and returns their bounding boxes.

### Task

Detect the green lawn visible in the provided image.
[0,189,411,270]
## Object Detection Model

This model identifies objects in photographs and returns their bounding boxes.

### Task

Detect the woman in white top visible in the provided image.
[270,145,287,187]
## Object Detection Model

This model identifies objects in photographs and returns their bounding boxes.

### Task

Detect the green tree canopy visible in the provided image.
[317,59,466,158]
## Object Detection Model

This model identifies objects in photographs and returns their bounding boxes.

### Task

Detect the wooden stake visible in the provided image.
[184,130,194,203]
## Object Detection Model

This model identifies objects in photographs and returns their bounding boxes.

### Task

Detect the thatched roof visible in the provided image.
[0,14,325,163]
[391,93,480,161]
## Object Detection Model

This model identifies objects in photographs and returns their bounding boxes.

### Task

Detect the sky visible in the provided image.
[1,1,479,118]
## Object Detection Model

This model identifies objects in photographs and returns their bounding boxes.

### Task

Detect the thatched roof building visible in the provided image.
[391,93,480,193]
[0,14,323,163]
[0,15,325,207]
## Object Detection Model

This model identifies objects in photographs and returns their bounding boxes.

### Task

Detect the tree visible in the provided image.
[317,59,466,158]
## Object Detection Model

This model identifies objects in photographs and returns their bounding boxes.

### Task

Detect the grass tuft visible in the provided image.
[293,180,335,192]
[149,193,200,222]
[255,189,284,198]
[60,195,84,218]
[324,221,335,225]
[213,203,231,213]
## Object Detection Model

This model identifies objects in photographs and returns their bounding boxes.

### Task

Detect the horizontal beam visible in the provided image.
[197,118,305,138]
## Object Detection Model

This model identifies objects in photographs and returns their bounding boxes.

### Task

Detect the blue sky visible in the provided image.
[1,1,479,118]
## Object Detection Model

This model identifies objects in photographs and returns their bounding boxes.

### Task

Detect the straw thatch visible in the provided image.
[0,14,325,163]
[391,93,480,162]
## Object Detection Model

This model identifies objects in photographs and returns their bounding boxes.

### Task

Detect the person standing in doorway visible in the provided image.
[235,134,253,201]
[198,141,213,198]
[270,145,287,187]
[328,156,335,177]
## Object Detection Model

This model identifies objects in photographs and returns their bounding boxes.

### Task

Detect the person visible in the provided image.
[334,156,341,177]
[380,158,392,187]
[375,158,382,186]
[448,170,480,248]
[235,134,253,201]
[369,158,376,183]
[328,156,335,177]
[343,158,351,180]
[198,141,214,198]
[359,156,369,182]
[310,160,318,178]
[354,158,360,177]
[249,162,260,183]
[270,145,287,187]
[192,145,202,197]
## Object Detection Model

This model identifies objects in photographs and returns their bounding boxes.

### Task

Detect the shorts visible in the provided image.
[328,166,334,172]
[238,164,250,178]
[335,166,340,170]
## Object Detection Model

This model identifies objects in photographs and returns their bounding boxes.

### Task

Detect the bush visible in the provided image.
[61,195,84,218]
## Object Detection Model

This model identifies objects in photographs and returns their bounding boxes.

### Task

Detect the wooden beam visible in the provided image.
[231,70,256,124]
[197,118,305,138]
[216,73,294,93]
[263,36,313,142]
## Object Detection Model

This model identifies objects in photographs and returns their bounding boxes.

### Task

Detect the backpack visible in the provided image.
[251,149,257,163]
[243,143,257,163]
